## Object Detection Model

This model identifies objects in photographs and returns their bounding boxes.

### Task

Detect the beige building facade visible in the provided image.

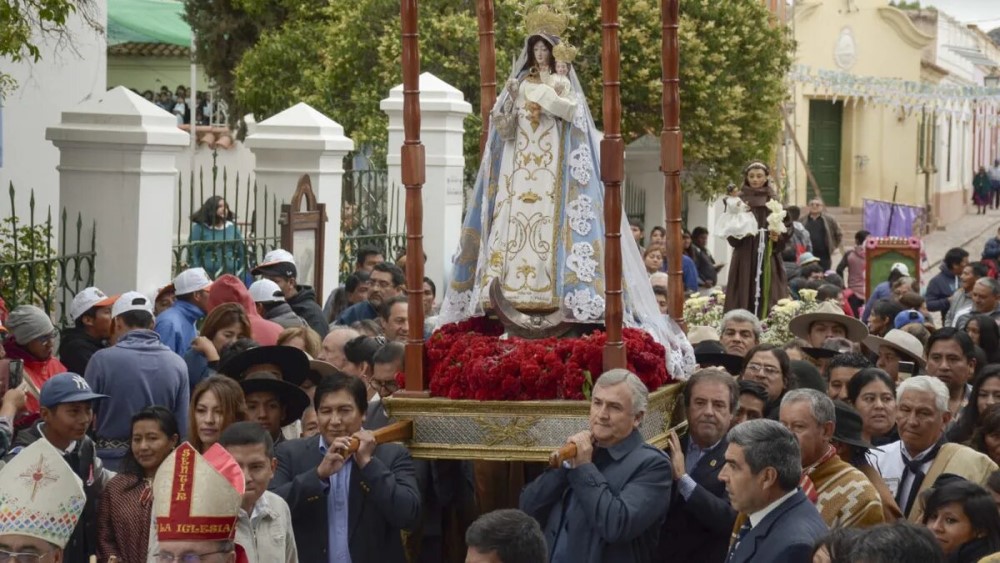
[788,1,934,214]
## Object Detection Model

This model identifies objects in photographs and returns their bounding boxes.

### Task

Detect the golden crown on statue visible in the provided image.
[553,42,577,63]
[522,0,571,38]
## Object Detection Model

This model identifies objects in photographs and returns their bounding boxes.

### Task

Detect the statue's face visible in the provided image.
[533,41,551,66]
[746,168,767,189]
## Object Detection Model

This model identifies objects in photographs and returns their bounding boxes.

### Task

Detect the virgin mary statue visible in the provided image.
[437,3,694,378]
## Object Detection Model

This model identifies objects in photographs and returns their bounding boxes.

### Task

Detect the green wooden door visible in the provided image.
[808,100,843,205]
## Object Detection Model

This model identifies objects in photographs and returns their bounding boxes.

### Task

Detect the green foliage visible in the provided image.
[0,217,57,309]
[228,0,791,198]
[0,0,79,99]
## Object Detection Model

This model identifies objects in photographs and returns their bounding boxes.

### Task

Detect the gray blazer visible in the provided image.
[520,430,673,563]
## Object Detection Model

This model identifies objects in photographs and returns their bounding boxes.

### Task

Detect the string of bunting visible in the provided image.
[788,65,1000,125]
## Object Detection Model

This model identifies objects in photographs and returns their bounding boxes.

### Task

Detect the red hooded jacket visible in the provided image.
[207,275,283,346]
[3,339,67,416]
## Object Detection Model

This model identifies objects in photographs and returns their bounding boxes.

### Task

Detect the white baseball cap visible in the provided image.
[251,249,297,278]
[111,291,154,318]
[249,279,285,303]
[891,262,910,277]
[173,268,213,295]
[69,287,119,323]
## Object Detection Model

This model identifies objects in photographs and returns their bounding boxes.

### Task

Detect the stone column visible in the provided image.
[381,72,472,293]
[46,86,189,296]
[245,103,354,301]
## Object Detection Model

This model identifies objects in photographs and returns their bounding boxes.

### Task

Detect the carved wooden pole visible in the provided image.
[400,0,428,396]
[477,0,497,156]
[602,0,626,370]
[661,0,684,324]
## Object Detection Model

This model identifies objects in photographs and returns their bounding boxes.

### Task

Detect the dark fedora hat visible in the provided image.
[239,372,311,426]
[218,345,310,387]
[694,341,743,376]
[832,401,875,451]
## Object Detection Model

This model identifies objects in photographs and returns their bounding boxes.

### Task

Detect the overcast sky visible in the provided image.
[923,0,1000,33]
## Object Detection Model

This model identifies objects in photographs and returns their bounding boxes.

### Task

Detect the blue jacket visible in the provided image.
[183,348,216,394]
[728,490,828,563]
[155,300,204,355]
[984,237,1000,261]
[335,301,378,326]
[659,256,700,293]
[84,329,190,461]
[926,264,959,314]
[861,281,891,323]
[520,430,673,563]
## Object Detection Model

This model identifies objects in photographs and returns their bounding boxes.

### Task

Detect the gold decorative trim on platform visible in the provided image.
[383,383,684,462]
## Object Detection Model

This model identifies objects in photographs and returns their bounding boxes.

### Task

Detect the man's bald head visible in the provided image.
[319,326,360,370]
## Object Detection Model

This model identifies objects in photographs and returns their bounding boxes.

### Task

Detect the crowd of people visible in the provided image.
[130,84,216,126]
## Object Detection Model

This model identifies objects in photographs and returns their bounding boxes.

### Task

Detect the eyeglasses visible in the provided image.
[0,549,55,563]
[34,330,59,345]
[372,378,399,396]
[745,363,781,378]
[153,551,228,563]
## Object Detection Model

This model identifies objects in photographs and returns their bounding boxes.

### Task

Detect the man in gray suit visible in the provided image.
[269,373,420,563]
[720,419,827,563]
[520,369,673,563]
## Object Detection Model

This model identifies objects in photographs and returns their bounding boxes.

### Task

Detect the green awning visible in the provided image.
[107,0,191,46]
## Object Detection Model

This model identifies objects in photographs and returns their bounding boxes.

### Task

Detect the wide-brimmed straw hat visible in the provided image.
[862,329,925,368]
[788,301,869,344]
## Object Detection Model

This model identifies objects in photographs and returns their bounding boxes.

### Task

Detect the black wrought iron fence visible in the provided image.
[0,183,96,328]
[340,168,406,282]
[172,166,282,280]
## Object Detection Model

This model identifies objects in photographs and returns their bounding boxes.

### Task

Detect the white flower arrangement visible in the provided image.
[762,289,819,344]
[764,199,787,235]
[683,289,726,330]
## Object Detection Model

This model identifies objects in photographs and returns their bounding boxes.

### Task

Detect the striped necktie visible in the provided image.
[727,519,752,562]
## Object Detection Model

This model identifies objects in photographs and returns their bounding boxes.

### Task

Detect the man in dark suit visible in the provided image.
[269,373,421,563]
[658,368,738,562]
[720,419,828,563]
[520,369,673,563]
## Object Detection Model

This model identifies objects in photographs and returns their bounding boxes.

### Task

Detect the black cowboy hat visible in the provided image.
[802,337,855,360]
[239,372,311,426]
[832,401,876,451]
[694,341,743,376]
[218,345,310,387]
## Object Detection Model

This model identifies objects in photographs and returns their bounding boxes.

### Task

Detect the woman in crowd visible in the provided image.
[277,325,322,358]
[341,335,384,384]
[189,375,247,453]
[184,303,252,393]
[847,368,899,446]
[739,343,793,420]
[969,405,1000,466]
[643,245,664,276]
[2,305,66,419]
[949,366,1000,445]
[962,314,1000,365]
[188,195,246,276]
[921,479,1000,561]
[97,406,180,562]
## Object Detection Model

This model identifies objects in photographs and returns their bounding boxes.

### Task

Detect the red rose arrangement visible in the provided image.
[395,317,672,401]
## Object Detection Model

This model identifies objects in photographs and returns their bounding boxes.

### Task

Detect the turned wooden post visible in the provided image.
[661,0,684,324]
[477,0,497,156]
[601,0,626,370]
[399,0,428,396]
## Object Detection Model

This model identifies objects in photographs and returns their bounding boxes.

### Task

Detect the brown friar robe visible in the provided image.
[723,184,791,319]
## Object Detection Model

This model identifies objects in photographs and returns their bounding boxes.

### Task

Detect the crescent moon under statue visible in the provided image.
[488,278,573,339]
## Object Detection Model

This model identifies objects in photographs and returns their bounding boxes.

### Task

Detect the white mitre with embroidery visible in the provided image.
[0,438,86,548]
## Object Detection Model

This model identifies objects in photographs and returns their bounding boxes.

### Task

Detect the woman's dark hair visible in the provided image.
[965,314,1000,364]
[218,337,259,367]
[846,367,896,405]
[741,343,794,395]
[189,376,248,453]
[812,527,862,563]
[816,284,842,303]
[520,35,557,75]
[119,406,180,489]
[823,273,845,290]
[921,480,1000,554]
[855,230,870,246]
[948,365,1000,444]
[190,195,233,227]
[690,226,707,239]
[970,404,1000,461]
[871,300,905,323]
[344,335,383,367]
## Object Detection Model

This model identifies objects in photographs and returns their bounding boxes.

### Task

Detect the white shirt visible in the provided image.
[749,489,798,528]
[870,439,937,513]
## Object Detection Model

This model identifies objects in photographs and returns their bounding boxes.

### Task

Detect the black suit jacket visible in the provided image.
[270,434,421,563]
[656,436,735,563]
[729,490,828,563]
